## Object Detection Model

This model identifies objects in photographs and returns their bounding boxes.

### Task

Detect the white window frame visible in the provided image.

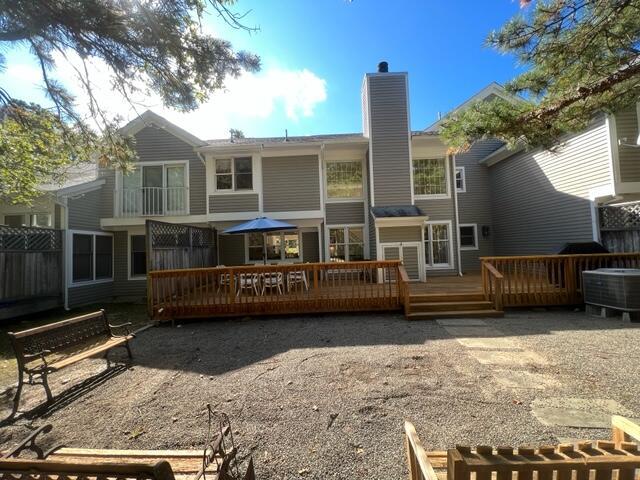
[128,233,148,280]
[214,157,255,193]
[412,157,451,200]
[459,223,479,251]
[244,230,303,264]
[67,230,114,286]
[326,225,365,262]
[455,166,466,193]
[424,220,454,270]
[324,159,364,202]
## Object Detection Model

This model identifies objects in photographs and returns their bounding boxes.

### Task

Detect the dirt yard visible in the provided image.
[0,310,638,479]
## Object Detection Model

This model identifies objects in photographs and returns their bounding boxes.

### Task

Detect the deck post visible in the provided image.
[229,271,236,305]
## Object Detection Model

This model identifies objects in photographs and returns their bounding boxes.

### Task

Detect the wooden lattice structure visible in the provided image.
[0,225,63,319]
[145,220,215,272]
[405,416,640,480]
[599,202,640,253]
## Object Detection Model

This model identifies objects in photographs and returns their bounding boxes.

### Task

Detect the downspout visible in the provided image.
[452,154,463,276]
[59,196,71,310]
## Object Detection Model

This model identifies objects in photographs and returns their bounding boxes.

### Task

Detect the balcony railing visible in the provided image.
[118,187,188,217]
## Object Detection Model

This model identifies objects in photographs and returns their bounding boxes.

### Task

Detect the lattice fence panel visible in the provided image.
[146,220,215,271]
[599,202,640,231]
[0,226,62,252]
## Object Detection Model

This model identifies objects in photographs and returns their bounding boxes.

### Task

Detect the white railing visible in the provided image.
[118,187,188,217]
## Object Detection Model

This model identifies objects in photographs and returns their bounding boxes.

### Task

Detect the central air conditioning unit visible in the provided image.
[582,269,640,311]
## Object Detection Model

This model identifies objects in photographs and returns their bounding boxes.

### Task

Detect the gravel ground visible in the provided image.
[0,310,638,479]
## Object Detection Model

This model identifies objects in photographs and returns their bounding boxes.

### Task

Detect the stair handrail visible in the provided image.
[398,265,411,317]
[481,261,504,312]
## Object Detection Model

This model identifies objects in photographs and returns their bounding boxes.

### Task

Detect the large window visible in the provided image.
[455,167,466,193]
[328,226,364,262]
[326,161,363,199]
[130,235,147,278]
[216,157,253,191]
[424,223,451,268]
[122,163,187,216]
[459,224,478,250]
[413,158,449,197]
[247,231,299,262]
[72,233,113,283]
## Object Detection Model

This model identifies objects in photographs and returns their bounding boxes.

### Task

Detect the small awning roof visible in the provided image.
[371,205,426,218]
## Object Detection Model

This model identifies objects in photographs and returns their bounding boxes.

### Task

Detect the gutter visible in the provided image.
[452,154,463,276]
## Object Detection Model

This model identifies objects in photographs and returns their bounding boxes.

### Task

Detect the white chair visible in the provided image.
[261,272,284,295]
[286,271,309,292]
[237,273,259,296]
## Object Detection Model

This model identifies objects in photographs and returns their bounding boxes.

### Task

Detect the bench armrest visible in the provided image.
[3,424,53,459]
[22,350,52,368]
[108,322,133,337]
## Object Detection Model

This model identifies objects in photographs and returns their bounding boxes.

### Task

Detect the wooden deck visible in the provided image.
[409,275,483,295]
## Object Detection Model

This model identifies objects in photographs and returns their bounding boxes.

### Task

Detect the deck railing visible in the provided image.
[481,261,504,311]
[404,421,437,480]
[480,253,640,307]
[148,260,406,320]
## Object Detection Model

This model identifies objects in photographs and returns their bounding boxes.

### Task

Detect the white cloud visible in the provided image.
[7,52,328,139]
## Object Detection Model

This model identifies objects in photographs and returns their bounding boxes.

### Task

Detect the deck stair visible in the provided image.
[406,292,503,320]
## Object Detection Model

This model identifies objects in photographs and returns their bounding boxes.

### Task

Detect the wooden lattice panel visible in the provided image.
[600,203,640,231]
[147,220,213,249]
[0,226,62,252]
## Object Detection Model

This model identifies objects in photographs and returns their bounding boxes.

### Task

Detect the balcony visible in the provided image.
[117,187,189,217]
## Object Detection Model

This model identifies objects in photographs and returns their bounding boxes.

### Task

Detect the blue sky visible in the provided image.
[0,0,526,139]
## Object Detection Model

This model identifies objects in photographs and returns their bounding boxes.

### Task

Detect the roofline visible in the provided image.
[119,110,207,147]
[478,140,525,166]
[196,136,369,153]
[55,178,106,197]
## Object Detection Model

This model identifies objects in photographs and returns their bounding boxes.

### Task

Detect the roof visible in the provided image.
[39,163,102,195]
[371,205,426,218]
[205,132,366,147]
[119,110,207,147]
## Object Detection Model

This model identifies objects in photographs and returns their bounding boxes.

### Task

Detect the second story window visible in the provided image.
[216,157,253,191]
[455,167,466,192]
[326,161,363,199]
[413,158,449,197]
[121,163,187,217]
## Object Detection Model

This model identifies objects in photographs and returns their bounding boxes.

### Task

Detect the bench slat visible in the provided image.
[48,336,133,371]
[9,310,107,339]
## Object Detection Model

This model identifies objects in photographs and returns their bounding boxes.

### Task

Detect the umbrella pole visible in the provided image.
[263,232,267,265]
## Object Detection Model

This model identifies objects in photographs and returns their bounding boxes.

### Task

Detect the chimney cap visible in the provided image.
[378,61,389,73]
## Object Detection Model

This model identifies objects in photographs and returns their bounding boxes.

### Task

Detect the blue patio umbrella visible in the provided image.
[223,217,297,264]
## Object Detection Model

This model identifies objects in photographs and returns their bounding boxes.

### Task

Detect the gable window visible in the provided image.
[413,158,449,197]
[326,161,363,199]
[72,232,113,284]
[424,222,451,269]
[247,231,299,262]
[216,157,253,191]
[455,167,466,193]
[459,224,478,250]
[329,226,364,262]
[130,235,147,278]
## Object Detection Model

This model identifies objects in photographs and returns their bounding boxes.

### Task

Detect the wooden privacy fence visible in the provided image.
[0,226,63,307]
[480,253,640,307]
[147,260,406,320]
[145,220,215,271]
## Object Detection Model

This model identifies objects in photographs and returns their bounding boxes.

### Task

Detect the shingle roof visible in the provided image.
[206,132,365,146]
[371,205,426,218]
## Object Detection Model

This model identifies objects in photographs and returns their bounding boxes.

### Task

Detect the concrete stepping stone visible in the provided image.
[455,336,521,350]
[493,369,561,390]
[436,319,488,326]
[469,349,548,366]
[532,397,634,428]
[441,326,504,337]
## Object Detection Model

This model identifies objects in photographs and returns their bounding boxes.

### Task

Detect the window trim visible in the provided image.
[214,156,255,193]
[243,230,303,264]
[68,230,114,286]
[455,166,466,193]
[128,233,148,280]
[459,223,479,251]
[326,224,365,262]
[324,159,364,203]
[424,220,454,270]
[412,157,451,200]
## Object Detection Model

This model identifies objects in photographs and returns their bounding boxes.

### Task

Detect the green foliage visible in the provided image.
[441,0,640,152]
[0,0,260,203]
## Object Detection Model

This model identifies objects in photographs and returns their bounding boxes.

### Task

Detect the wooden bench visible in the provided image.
[404,415,640,480]
[7,309,134,417]
[1,407,255,480]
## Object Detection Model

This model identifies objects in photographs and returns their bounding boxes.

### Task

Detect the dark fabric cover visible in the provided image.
[557,242,609,254]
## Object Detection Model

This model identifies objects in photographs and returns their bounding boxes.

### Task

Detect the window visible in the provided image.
[326,161,363,199]
[216,157,253,191]
[130,235,147,278]
[413,158,449,197]
[122,163,187,216]
[4,215,26,227]
[424,222,451,268]
[72,233,113,283]
[455,167,466,193]
[246,231,299,262]
[459,224,478,250]
[329,226,364,262]
[3,213,51,227]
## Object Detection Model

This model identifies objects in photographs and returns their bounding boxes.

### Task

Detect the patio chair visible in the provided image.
[286,271,309,292]
[237,273,260,296]
[216,270,232,295]
[261,272,284,295]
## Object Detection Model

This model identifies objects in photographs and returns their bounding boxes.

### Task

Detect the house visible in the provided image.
[2,62,639,311]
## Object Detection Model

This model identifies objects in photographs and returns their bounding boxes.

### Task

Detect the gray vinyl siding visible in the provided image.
[402,245,420,281]
[366,74,413,206]
[325,202,365,225]
[112,231,146,300]
[68,282,113,308]
[99,169,116,218]
[262,156,320,212]
[67,188,103,231]
[218,234,246,265]
[378,226,422,243]
[133,125,206,215]
[209,194,259,213]
[368,213,376,260]
[614,106,640,182]
[54,204,62,229]
[489,117,611,255]
[302,231,320,262]
[456,139,504,271]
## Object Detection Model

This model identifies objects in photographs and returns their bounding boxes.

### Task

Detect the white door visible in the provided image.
[380,242,424,282]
